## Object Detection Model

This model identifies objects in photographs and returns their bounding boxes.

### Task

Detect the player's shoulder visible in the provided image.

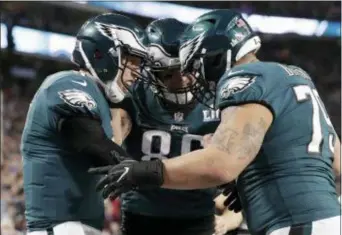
[218,61,311,90]
[232,61,310,80]
[43,70,104,102]
[38,70,107,115]
[42,70,98,91]
[221,61,290,81]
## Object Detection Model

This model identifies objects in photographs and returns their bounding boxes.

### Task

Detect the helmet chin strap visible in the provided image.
[107,73,125,103]
[162,90,194,105]
[109,46,129,103]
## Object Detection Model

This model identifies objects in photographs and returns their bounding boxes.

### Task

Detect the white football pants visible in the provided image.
[27,221,102,235]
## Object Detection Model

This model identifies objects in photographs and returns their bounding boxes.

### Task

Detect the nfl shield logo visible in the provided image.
[237,18,246,27]
[234,32,245,41]
[174,112,184,122]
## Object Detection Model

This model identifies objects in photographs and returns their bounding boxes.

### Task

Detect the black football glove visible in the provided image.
[88,159,164,199]
[220,182,242,213]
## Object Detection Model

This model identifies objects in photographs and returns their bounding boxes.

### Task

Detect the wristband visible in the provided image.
[132,160,164,187]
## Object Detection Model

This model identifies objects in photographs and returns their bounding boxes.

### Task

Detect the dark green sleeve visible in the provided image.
[45,75,102,120]
[216,73,288,119]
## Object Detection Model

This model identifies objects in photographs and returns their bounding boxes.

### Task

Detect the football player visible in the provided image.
[20,13,149,235]
[89,10,341,235]
[108,17,221,235]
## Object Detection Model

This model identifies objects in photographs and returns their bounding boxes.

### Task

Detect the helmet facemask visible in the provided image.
[144,44,197,106]
[148,69,195,106]
[105,42,150,103]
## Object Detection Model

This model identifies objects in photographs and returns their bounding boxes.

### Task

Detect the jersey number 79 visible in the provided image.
[293,85,335,155]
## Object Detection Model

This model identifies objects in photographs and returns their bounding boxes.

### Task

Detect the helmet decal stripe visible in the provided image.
[77,40,99,79]
[95,22,147,56]
[148,43,172,57]
[179,31,206,70]
[148,44,180,68]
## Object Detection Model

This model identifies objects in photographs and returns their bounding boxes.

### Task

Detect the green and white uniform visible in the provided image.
[121,81,220,218]
[216,62,340,235]
[21,71,113,233]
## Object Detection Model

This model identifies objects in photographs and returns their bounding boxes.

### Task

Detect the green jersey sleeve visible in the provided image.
[216,62,290,119]
[44,72,104,120]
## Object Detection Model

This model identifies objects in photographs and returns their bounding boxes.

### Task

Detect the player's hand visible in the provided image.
[214,211,243,235]
[220,182,242,213]
[214,215,234,235]
[214,215,228,235]
[88,159,164,199]
[88,159,137,199]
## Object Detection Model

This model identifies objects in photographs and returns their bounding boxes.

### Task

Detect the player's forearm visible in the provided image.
[161,147,235,190]
[60,116,130,166]
[111,108,132,145]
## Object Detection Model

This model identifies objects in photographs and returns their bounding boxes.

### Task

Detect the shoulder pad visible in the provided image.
[222,62,263,80]
[43,70,107,119]
[42,71,97,91]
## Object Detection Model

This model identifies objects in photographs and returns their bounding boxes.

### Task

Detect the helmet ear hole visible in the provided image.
[94,49,103,60]
[205,19,216,26]
[149,28,156,34]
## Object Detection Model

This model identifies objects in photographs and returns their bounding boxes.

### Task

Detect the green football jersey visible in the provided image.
[21,71,112,231]
[216,62,339,235]
[121,82,220,218]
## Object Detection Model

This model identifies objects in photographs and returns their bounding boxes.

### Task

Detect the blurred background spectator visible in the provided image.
[1,1,340,234]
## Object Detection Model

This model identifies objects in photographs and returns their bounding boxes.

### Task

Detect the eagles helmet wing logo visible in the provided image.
[220,76,256,99]
[58,89,97,110]
[179,31,206,70]
[95,22,146,53]
[95,22,119,42]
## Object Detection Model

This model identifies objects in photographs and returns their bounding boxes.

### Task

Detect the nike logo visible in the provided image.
[227,70,244,77]
[117,167,129,183]
[72,80,87,86]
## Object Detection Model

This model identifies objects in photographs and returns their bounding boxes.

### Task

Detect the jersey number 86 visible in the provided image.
[141,130,203,161]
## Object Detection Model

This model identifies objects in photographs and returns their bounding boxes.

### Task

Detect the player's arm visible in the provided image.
[161,103,273,189]
[87,72,275,196]
[47,76,132,167]
[60,116,131,166]
[110,108,132,145]
[88,103,272,197]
